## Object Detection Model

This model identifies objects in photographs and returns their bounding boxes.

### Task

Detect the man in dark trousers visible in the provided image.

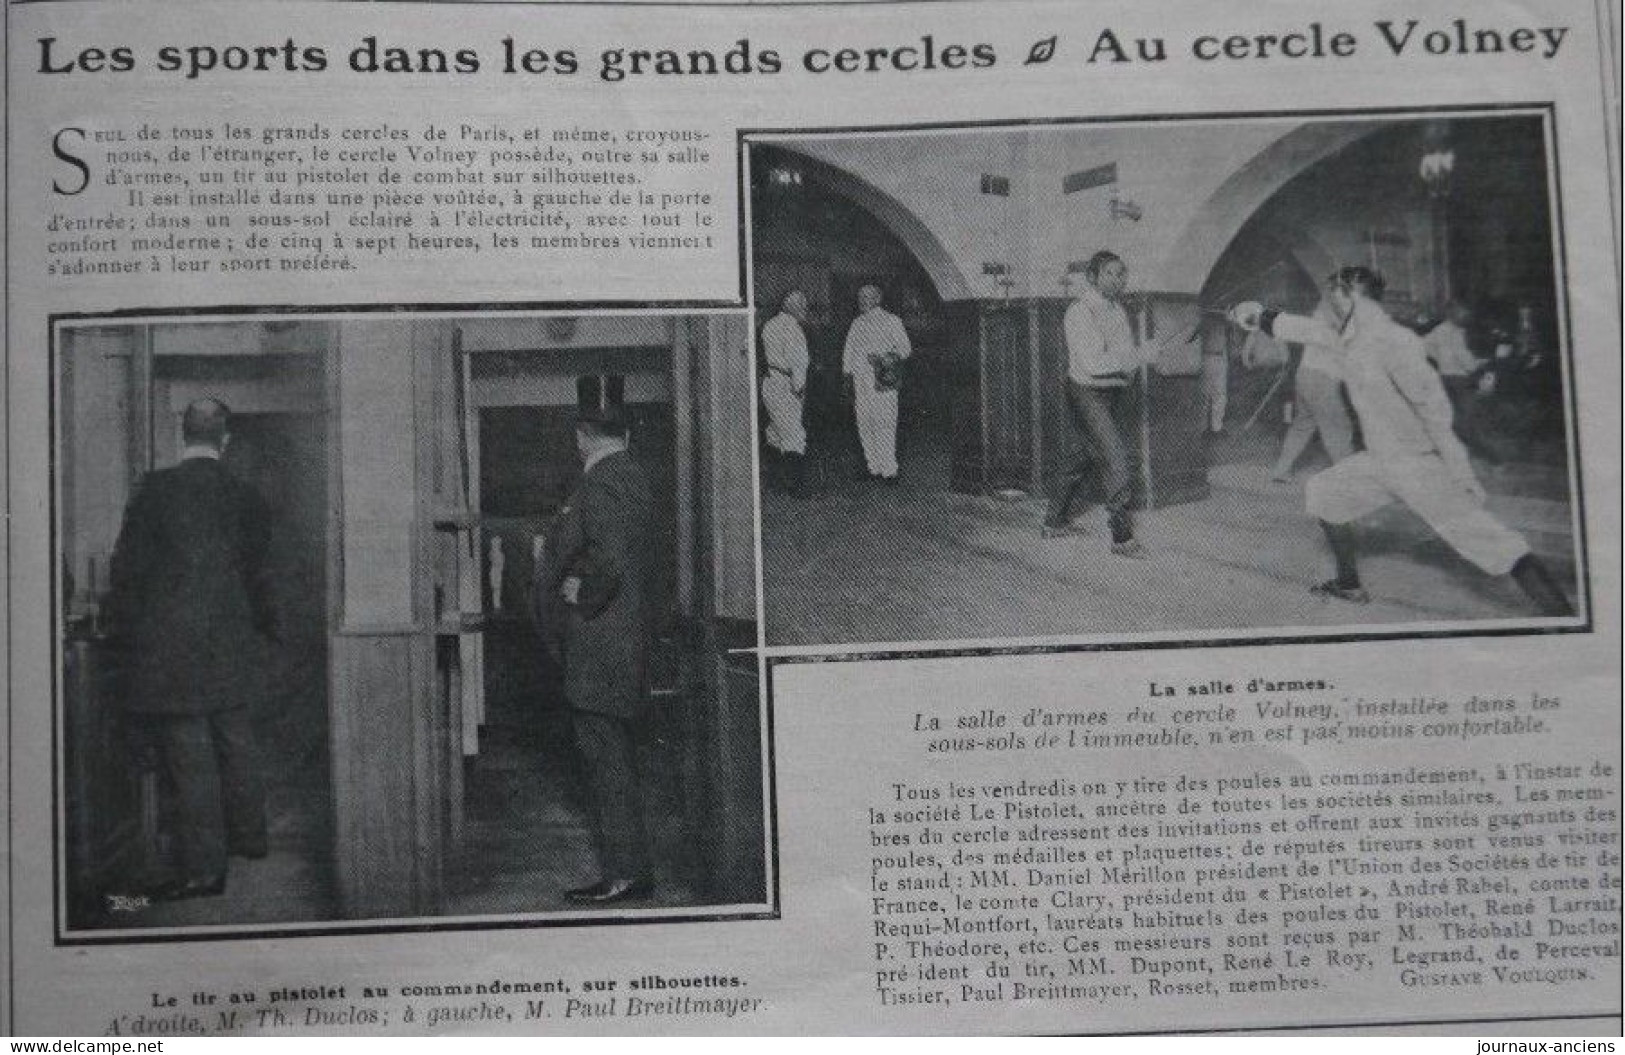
[1045,250,1154,557]
[536,402,657,904]
[107,398,276,901]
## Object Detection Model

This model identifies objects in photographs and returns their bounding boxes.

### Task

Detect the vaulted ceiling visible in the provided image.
[757,117,1400,299]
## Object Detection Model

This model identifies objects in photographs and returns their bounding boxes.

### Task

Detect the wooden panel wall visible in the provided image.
[337,322,416,626]
[329,630,440,918]
[702,315,757,622]
[60,330,135,595]
[328,320,456,920]
[695,626,767,906]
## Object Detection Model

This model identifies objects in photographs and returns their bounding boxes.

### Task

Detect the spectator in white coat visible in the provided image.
[842,284,911,483]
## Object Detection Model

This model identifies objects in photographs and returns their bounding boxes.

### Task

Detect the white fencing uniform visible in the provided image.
[1201,339,1229,432]
[842,307,912,478]
[1268,302,1356,474]
[759,311,808,455]
[1423,319,1478,378]
[1271,302,1529,576]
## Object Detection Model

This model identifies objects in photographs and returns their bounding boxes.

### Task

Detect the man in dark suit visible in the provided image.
[535,403,657,904]
[106,398,276,901]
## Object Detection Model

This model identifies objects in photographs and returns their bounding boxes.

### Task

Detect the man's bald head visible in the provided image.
[182,398,232,450]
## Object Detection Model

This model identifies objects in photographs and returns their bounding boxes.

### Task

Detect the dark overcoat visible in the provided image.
[535,449,655,720]
[106,456,276,715]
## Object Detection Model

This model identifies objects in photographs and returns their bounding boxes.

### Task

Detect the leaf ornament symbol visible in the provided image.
[1026,36,1058,64]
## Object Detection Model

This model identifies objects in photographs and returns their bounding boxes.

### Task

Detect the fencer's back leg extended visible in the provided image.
[1510,554,1575,617]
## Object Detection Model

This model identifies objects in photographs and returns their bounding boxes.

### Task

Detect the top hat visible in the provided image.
[575,375,630,433]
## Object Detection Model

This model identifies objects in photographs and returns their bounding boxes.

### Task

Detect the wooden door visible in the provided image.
[981,303,1034,492]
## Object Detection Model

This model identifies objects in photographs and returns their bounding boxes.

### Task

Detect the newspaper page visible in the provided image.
[2,0,1620,1038]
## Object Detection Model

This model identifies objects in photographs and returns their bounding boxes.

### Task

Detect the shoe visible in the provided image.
[1310,579,1370,604]
[564,877,654,904]
[151,874,227,901]
[1110,539,1147,559]
[881,476,899,486]
[1041,522,1086,539]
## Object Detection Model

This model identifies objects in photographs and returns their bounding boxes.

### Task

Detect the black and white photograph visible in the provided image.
[5,0,1620,1037]
[54,311,770,937]
[747,110,1588,650]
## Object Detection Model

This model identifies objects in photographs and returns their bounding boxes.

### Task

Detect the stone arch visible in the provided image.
[1280,230,1338,290]
[1152,121,1395,295]
[766,145,974,301]
[1201,223,1339,308]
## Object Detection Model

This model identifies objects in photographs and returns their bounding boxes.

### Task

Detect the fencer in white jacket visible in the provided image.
[1231,266,1572,615]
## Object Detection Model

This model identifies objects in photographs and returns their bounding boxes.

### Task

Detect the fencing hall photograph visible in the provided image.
[746,109,1587,650]
[53,311,770,937]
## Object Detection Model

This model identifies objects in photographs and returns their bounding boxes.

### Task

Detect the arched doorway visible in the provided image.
[1200,115,1566,475]
[750,144,953,489]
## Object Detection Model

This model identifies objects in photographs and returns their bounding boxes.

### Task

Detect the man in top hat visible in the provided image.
[106,397,276,900]
[1231,267,1573,615]
[535,397,658,904]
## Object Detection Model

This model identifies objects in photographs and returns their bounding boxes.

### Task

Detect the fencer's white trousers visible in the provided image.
[1202,353,1228,431]
[761,377,806,454]
[1306,451,1530,576]
[853,384,900,477]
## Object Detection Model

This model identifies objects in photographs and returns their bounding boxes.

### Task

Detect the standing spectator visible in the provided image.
[842,284,911,484]
[107,398,275,901]
[759,290,811,497]
[1044,250,1153,558]
[535,403,658,904]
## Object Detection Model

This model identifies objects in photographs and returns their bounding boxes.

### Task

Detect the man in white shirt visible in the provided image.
[1231,267,1572,615]
[1423,300,1480,379]
[1422,300,1484,433]
[1045,250,1153,557]
[759,290,811,497]
[842,284,911,483]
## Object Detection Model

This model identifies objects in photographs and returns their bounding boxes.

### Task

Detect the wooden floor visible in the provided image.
[442,713,702,917]
[761,428,1581,649]
[75,700,704,933]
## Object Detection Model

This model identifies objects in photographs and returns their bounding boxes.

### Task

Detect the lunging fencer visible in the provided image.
[1229,267,1573,616]
[1044,250,1154,558]
[842,284,912,483]
[759,290,811,497]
